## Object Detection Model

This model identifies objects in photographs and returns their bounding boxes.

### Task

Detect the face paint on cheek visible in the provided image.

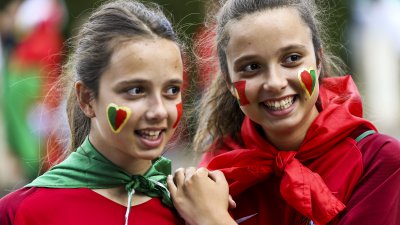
[107,103,132,133]
[298,68,317,98]
[233,80,250,106]
[172,102,182,128]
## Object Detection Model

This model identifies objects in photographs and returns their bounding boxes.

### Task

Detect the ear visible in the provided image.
[75,81,96,118]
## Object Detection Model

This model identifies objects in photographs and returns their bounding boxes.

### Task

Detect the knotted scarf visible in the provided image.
[204,76,377,225]
[26,136,172,225]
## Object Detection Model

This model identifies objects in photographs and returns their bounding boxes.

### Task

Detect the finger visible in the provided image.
[173,167,185,188]
[195,167,210,177]
[184,167,197,182]
[228,195,237,209]
[208,170,227,184]
[166,175,177,196]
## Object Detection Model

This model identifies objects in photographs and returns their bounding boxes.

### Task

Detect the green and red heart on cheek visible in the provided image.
[298,68,317,97]
[107,103,132,133]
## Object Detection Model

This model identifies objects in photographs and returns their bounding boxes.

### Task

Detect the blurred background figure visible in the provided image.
[351,0,400,138]
[0,0,67,191]
[0,0,26,196]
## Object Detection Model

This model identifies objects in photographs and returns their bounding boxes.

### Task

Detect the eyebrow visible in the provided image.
[233,44,308,66]
[278,44,307,53]
[113,78,183,89]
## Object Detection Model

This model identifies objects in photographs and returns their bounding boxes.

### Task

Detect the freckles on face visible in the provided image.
[107,103,132,133]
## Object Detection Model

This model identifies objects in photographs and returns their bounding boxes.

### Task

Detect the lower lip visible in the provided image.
[263,99,296,117]
[137,132,164,149]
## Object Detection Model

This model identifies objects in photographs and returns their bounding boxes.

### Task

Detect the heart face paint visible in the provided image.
[173,102,182,128]
[298,68,317,97]
[233,80,250,106]
[107,103,132,133]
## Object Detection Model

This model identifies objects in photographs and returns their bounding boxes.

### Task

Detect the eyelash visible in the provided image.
[166,86,181,96]
[283,54,302,65]
[124,86,181,98]
[238,53,303,74]
[242,63,261,72]
[127,87,144,96]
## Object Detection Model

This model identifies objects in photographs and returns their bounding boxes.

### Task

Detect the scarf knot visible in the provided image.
[126,175,155,193]
[274,151,297,177]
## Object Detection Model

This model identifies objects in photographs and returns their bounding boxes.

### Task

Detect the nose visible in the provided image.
[145,95,168,122]
[263,68,288,93]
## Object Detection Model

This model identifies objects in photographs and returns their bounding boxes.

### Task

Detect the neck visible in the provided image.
[263,107,319,151]
[103,153,153,175]
[124,159,153,175]
[265,129,306,150]
[88,134,153,175]
[89,132,152,175]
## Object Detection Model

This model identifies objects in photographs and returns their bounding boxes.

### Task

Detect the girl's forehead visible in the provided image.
[231,7,302,28]
[224,6,315,65]
[226,7,309,43]
[100,38,183,84]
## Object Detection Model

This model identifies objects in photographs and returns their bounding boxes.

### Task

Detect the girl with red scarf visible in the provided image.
[0,1,187,224]
[168,0,400,225]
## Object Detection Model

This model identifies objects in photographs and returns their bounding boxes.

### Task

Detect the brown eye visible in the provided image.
[284,54,302,64]
[127,87,144,95]
[166,86,180,95]
[243,63,260,72]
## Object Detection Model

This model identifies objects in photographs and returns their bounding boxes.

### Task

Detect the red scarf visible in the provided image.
[204,76,376,225]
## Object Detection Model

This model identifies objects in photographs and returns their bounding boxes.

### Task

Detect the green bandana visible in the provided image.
[26,137,173,224]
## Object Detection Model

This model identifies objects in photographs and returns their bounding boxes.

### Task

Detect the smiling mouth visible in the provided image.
[135,129,165,140]
[263,96,295,111]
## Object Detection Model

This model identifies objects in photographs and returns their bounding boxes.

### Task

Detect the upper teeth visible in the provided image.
[140,130,161,137]
[264,96,294,110]
[141,130,161,136]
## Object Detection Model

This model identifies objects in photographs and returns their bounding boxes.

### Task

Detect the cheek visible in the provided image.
[106,103,132,133]
[172,102,183,128]
[298,68,317,97]
[233,80,250,106]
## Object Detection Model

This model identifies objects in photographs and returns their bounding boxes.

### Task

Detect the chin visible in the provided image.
[134,149,164,161]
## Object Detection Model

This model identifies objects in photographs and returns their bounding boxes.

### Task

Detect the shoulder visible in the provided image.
[0,187,38,225]
[355,132,400,189]
[0,187,38,209]
[339,133,400,224]
[358,133,400,170]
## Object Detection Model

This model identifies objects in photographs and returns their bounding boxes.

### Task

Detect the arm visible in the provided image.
[338,135,400,225]
[167,167,237,225]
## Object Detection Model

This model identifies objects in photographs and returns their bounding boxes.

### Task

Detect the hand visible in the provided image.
[167,167,237,225]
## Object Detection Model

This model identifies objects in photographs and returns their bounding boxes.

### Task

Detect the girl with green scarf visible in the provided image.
[0,1,197,224]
